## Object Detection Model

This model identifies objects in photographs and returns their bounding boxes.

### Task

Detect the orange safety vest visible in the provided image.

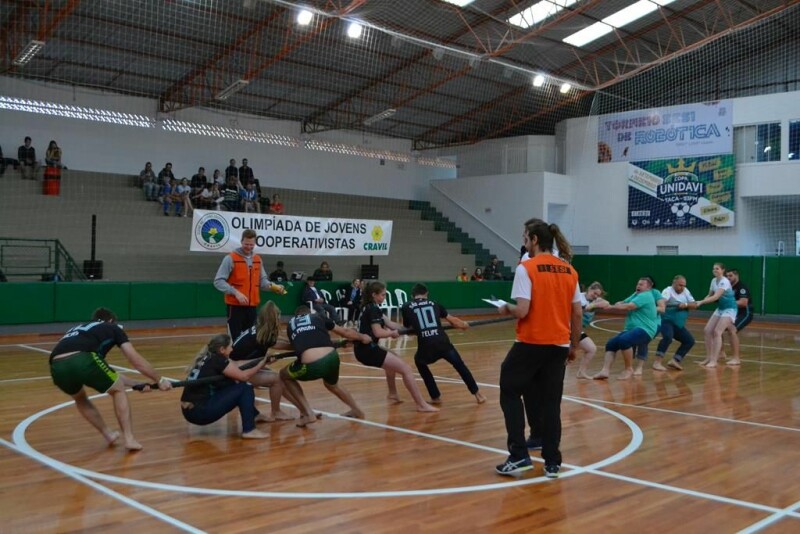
[224,252,262,307]
[515,254,579,345]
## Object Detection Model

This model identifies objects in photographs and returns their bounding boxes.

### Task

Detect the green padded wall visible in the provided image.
[0,256,798,325]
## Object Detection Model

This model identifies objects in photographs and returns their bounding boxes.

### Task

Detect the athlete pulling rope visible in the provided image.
[133,340,349,391]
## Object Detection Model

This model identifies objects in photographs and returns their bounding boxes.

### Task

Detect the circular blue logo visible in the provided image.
[195,213,230,250]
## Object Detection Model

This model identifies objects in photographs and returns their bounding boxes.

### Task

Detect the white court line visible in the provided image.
[12,384,640,498]
[17,344,50,354]
[10,367,799,520]
[590,318,800,354]
[0,376,53,384]
[566,394,800,433]
[0,437,203,533]
[739,499,800,533]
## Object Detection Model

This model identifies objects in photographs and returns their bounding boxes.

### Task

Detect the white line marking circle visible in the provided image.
[13,382,643,498]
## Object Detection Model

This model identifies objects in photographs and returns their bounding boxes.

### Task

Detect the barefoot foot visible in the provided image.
[123,438,143,451]
[255,413,275,423]
[575,370,592,379]
[726,359,741,366]
[475,392,487,404]
[416,403,440,413]
[341,409,365,419]
[270,410,295,421]
[633,366,643,377]
[592,372,610,380]
[387,394,404,404]
[617,369,633,380]
[652,362,667,371]
[296,414,320,427]
[667,359,683,371]
[103,430,120,446]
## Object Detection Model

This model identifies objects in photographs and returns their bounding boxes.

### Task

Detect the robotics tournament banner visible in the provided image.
[628,155,735,229]
[597,101,732,163]
[189,210,393,255]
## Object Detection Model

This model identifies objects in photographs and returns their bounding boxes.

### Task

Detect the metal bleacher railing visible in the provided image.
[0,238,86,282]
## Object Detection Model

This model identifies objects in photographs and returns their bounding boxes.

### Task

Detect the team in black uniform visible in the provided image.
[49,307,170,450]
[401,284,486,404]
[354,281,438,412]
[281,306,370,424]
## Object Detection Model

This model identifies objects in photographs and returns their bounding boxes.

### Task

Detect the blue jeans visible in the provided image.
[606,328,652,353]
[655,320,695,361]
[182,382,257,433]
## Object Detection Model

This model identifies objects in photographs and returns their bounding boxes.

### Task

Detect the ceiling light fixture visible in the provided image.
[560,82,571,94]
[215,79,249,101]
[533,74,545,87]
[347,21,363,39]
[297,9,313,26]
[12,40,46,66]
[363,108,396,126]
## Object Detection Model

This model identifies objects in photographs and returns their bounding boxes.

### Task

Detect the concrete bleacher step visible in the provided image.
[1,170,478,281]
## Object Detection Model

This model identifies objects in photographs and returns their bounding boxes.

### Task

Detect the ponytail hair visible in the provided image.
[523,218,573,262]
[256,301,280,348]
[362,281,386,307]
[187,333,231,379]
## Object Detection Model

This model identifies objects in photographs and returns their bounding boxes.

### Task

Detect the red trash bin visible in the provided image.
[43,166,61,196]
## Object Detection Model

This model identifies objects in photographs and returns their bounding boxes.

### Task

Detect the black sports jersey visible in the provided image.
[732,281,753,312]
[50,321,129,362]
[230,325,270,361]
[401,298,450,346]
[287,313,336,356]
[180,352,233,404]
[359,303,385,343]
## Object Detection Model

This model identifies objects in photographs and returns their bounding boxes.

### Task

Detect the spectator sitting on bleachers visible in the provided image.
[45,140,63,168]
[484,257,502,280]
[177,177,193,217]
[240,182,259,213]
[471,267,485,281]
[190,167,206,198]
[157,162,175,201]
[162,178,182,216]
[225,159,238,182]
[312,261,333,281]
[193,183,213,210]
[239,158,254,185]
[457,267,469,282]
[270,193,284,214]
[221,176,241,212]
[269,261,288,283]
[18,136,40,180]
[140,162,158,201]
[213,168,225,187]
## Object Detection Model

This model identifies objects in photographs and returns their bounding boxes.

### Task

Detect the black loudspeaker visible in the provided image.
[361,264,379,280]
[83,260,104,280]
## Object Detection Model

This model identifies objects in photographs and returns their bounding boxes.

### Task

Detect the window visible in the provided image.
[734,123,781,163]
[789,120,800,160]
[656,246,679,256]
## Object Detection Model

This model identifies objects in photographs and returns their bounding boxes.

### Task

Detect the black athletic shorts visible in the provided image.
[353,342,388,368]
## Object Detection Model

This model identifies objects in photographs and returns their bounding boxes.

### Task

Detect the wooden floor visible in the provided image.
[1,316,799,533]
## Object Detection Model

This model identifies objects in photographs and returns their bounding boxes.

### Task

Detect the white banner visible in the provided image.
[597,100,733,163]
[189,210,393,256]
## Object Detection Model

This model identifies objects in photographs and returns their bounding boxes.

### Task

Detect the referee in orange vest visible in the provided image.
[214,228,285,340]
[495,218,582,479]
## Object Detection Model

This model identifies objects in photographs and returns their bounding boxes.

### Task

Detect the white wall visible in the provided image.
[431,171,575,266]
[429,90,800,257]
[0,77,451,200]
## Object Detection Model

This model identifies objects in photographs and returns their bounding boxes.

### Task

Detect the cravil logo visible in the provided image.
[364,225,388,251]
[195,213,230,250]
